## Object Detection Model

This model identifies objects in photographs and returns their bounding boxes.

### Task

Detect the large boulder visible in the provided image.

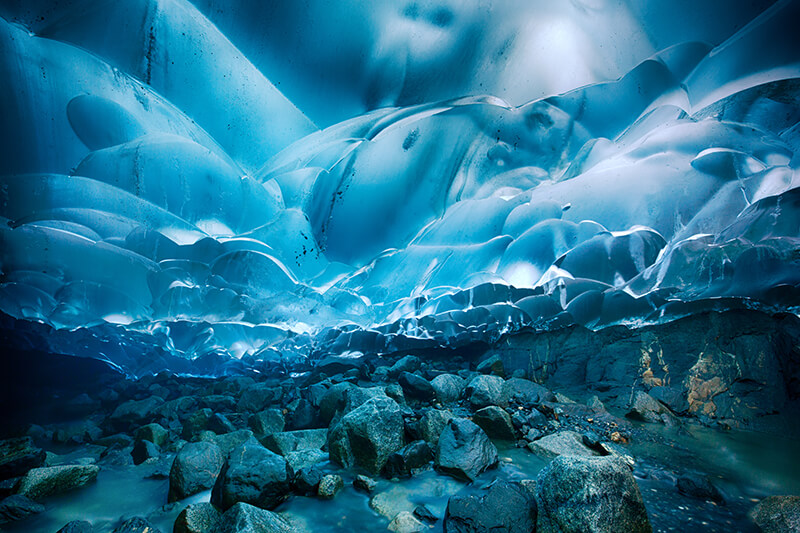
[263,429,327,456]
[173,502,223,533]
[0,495,45,524]
[249,408,285,439]
[430,374,466,404]
[134,423,169,448]
[384,440,434,478]
[219,502,294,533]
[237,382,280,413]
[626,391,678,425]
[168,441,225,502]
[435,418,498,481]
[444,480,536,533]
[398,372,436,403]
[749,495,800,533]
[472,406,516,440]
[131,439,160,466]
[329,396,405,475]
[527,431,599,458]
[535,456,651,533]
[0,437,46,481]
[419,409,454,444]
[464,375,506,409]
[108,397,164,430]
[15,465,99,500]
[211,438,293,511]
[503,378,555,406]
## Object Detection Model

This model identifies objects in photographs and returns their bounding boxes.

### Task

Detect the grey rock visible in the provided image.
[211,438,293,511]
[249,408,285,439]
[435,418,498,481]
[431,374,466,404]
[527,431,599,458]
[503,378,555,406]
[353,474,378,493]
[131,439,160,466]
[263,429,327,456]
[0,494,45,524]
[388,355,422,378]
[0,437,46,481]
[208,413,236,434]
[317,474,344,499]
[473,406,516,440]
[676,474,725,504]
[464,375,506,409]
[444,480,536,533]
[476,353,505,377]
[535,455,651,533]
[209,429,254,457]
[388,511,425,533]
[398,372,436,402]
[419,409,454,445]
[329,396,405,475]
[108,397,164,430]
[384,440,433,478]
[749,495,800,533]
[57,520,93,533]
[293,466,324,494]
[15,464,99,500]
[219,502,294,533]
[112,517,163,533]
[285,449,326,471]
[134,423,169,448]
[173,502,222,533]
[169,441,224,502]
[237,382,280,413]
[182,409,214,441]
[627,391,678,425]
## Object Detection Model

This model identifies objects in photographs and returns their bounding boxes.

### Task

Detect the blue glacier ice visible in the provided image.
[0,0,799,375]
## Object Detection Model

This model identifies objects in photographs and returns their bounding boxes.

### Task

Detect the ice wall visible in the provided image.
[0,0,799,375]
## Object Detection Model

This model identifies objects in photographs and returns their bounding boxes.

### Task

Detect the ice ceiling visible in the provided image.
[1,0,800,375]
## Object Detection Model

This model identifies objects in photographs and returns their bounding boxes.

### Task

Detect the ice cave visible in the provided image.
[1,0,799,531]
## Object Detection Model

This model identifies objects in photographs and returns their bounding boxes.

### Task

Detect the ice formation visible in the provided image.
[1,0,799,375]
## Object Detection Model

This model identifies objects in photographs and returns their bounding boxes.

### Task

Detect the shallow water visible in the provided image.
[3,421,798,532]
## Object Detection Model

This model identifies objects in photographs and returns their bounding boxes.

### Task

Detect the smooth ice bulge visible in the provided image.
[0,0,799,375]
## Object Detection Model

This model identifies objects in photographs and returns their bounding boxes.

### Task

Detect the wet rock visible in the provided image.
[15,464,99,500]
[112,517,162,533]
[353,474,377,493]
[626,391,678,425]
[285,448,326,471]
[503,378,555,406]
[384,440,433,478]
[173,502,222,533]
[398,372,436,402]
[384,383,405,403]
[676,474,725,504]
[182,409,214,441]
[0,437,46,481]
[208,413,236,434]
[319,382,354,424]
[211,438,293,511]
[219,502,293,533]
[431,374,466,404]
[131,439,160,465]
[527,431,599,458]
[315,353,367,376]
[285,398,318,430]
[249,408,285,438]
[476,353,505,377]
[465,375,506,409]
[263,429,327,456]
[648,386,689,414]
[0,494,45,523]
[388,355,421,378]
[169,441,224,502]
[419,409,454,444]
[329,396,405,475]
[134,423,169,448]
[413,504,438,524]
[108,397,164,430]
[535,455,651,533]
[388,511,426,533]
[749,495,800,533]
[208,429,254,457]
[237,382,280,413]
[293,466,324,495]
[473,406,516,440]
[52,420,103,444]
[317,474,344,499]
[57,520,94,533]
[444,480,536,533]
[435,418,498,481]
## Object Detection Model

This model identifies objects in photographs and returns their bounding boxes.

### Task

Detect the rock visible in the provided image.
[182,409,214,441]
[388,355,422,378]
[535,455,651,533]
[263,429,327,456]
[329,396,405,475]
[15,464,99,500]
[444,480,536,533]
[285,399,317,430]
[208,413,237,434]
[0,494,45,524]
[169,441,225,502]
[293,466,324,495]
[398,372,436,402]
[112,517,163,533]
[648,386,689,414]
[435,418,498,481]
[464,375,506,409]
[285,449,326,471]
[52,420,103,444]
[419,409,454,444]
[676,474,725,504]
[173,502,223,533]
[318,382,353,424]
[384,383,405,403]
[749,495,800,533]
[413,504,438,524]
[503,378,555,406]
[388,511,426,533]
[431,374,466,404]
[131,439,160,466]
[626,391,678,425]
[249,408,285,438]
[57,520,94,533]
[134,423,169,448]
[317,474,344,499]
[384,440,433,478]
[473,406,516,440]
[0,437,46,481]
[108,397,164,430]
[211,438,293,511]
[237,382,280,413]
[353,474,378,493]
[218,502,293,533]
[476,354,505,377]
[527,431,599,458]
[210,429,254,457]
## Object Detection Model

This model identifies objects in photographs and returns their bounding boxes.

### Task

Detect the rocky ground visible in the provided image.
[1,345,799,532]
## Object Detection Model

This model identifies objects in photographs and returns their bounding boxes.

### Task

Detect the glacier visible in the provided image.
[1,0,800,376]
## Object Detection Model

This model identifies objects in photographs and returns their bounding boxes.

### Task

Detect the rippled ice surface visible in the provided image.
[1,1,799,375]
[4,423,799,532]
